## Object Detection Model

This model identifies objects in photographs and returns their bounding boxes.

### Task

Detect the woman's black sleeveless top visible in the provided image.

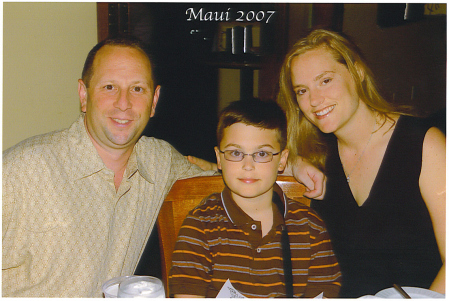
[311,116,442,297]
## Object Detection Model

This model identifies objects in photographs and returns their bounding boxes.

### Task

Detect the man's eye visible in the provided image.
[133,86,143,92]
[105,85,114,90]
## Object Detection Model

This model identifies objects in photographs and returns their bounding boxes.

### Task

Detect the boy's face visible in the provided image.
[215,123,289,203]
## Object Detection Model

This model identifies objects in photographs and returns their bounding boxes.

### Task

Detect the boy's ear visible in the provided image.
[214,147,222,170]
[278,149,289,172]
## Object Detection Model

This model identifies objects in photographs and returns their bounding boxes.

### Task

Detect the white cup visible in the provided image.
[117,276,165,298]
[102,276,132,298]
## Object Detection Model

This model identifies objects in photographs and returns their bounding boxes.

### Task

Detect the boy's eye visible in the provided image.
[255,151,270,159]
[229,150,243,157]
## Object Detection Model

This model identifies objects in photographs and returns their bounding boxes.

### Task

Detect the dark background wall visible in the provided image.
[129,3,221,163]
[343,3,446,117]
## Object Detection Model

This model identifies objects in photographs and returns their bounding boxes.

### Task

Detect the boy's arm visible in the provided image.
[303,211,342,298]
[169,211,212,297]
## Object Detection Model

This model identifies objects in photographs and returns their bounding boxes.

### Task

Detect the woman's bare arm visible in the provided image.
[419,127,446,294]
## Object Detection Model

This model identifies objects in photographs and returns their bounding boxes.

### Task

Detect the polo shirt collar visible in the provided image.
[221,184,288,227]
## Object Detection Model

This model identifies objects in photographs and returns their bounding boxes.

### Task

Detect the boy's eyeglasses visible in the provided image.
[219,150,280,163]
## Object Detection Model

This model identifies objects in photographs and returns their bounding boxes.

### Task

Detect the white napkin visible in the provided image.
[216,279,246,298]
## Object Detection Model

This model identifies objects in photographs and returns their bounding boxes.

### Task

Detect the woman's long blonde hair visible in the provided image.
[277,29,408,171]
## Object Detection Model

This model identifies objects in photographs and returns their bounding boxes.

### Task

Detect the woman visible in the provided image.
[277,29,445,297]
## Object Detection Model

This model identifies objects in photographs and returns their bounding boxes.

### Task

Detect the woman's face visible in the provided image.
[290,47,361,134]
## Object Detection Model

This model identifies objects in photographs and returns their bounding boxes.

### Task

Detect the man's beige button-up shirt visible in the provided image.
[2,114,214,297]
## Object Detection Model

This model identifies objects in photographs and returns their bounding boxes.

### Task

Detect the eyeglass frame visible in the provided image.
[218,149,281,163]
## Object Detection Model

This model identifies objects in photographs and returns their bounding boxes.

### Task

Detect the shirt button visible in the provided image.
[256,248,262,253]
[251,224,257,230]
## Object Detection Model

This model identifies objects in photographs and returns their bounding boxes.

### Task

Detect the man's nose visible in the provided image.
[115,90,132,111]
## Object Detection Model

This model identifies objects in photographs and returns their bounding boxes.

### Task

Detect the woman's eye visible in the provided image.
[322,78,332,85]
[296,88,307,96]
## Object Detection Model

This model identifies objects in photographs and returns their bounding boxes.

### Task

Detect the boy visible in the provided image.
[169,100,341,298]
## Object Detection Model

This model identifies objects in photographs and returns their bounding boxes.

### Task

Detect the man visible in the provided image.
[2,36,324,297]
[2,36,215,297]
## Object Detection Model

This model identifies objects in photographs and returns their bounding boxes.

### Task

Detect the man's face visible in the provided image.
[78,45,160,152]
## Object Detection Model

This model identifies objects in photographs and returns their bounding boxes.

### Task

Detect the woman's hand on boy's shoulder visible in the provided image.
[284,157,326,200]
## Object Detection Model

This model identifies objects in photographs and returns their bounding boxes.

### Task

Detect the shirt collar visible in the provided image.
[134,143,154,184]
[68,113,106,180]
[221,184,288,227]
[68,113,153,184]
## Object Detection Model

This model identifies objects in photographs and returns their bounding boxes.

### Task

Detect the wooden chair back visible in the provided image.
[157,175,308,296]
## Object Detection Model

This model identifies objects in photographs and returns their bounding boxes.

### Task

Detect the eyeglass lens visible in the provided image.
[221,150,278,163]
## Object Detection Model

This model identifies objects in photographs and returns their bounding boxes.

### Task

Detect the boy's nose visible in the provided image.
[242,154,255,170]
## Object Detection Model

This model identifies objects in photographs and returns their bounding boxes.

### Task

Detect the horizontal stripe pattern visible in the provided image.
[169,192,341,298]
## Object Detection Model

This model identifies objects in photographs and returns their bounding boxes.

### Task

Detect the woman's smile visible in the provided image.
[314,104,336,118]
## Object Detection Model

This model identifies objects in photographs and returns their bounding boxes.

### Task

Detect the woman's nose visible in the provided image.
[309,90,324,107]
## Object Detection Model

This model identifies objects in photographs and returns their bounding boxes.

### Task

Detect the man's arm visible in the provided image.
[186,155,218,171]
[165,144,216,180]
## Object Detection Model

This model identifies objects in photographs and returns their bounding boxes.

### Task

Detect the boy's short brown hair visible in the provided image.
[217,99,287,150]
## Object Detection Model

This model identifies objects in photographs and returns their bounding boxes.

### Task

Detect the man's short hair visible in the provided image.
[81,35,157,88]
[217,99,287,150]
